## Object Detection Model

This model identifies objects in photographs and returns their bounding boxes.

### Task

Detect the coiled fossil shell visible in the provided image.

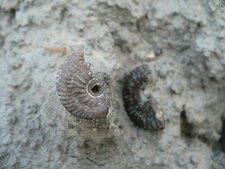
[56,50,110,119]
[122,64,165,130]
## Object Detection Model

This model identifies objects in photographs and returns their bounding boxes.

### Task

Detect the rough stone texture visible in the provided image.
[0,0,225,168]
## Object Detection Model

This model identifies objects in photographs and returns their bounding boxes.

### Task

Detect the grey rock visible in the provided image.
[0,0,224,169]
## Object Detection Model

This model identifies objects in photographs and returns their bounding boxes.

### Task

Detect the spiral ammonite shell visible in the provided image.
[56,50,110,119]
[122,64,165,130]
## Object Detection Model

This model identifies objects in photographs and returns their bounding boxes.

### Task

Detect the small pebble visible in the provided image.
[48,61,56,68]
[177,156,188,166]
[146,52,155,60]
[154,48,163,56]
[158,66,169,79]
[170,83,183,95]
[190,155,199,165]
[12,63,22,70]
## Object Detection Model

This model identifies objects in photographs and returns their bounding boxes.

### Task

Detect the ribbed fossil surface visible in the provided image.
[122,64,165,130]
[56,50,110,119]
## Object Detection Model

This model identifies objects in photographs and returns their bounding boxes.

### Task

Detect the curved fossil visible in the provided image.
[122,64,165,130]
[56,50,110,119]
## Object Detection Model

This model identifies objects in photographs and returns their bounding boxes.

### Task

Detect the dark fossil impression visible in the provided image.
[122,64,165,130]
[56,50,110,119]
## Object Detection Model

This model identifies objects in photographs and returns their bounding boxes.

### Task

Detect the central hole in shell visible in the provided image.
[91,85,100,94]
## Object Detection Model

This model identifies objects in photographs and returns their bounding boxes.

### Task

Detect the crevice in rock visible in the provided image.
[180,109,222,146]
[59,7,67,23]
[111,31,133,53]
[9,8,16,20]
[218,118,225,152]
[180,110,194,138]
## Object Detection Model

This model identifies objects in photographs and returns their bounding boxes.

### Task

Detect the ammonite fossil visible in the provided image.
[122,64,165,130]
[56,50,110,119]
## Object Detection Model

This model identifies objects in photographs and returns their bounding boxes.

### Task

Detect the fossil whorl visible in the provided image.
[122,64,165,130]
[56,50,110,119]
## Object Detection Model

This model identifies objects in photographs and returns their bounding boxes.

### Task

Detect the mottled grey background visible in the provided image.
[0,0,225,169]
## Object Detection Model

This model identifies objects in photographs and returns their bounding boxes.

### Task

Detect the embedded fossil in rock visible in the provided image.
[56,49,110,119]
[122,64,165,130]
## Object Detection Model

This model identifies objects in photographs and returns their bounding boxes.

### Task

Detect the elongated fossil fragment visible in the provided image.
[122,64,165,130]
[56,50,110,119]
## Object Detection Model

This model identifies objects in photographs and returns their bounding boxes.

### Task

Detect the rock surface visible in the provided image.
[0,0,225,168]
